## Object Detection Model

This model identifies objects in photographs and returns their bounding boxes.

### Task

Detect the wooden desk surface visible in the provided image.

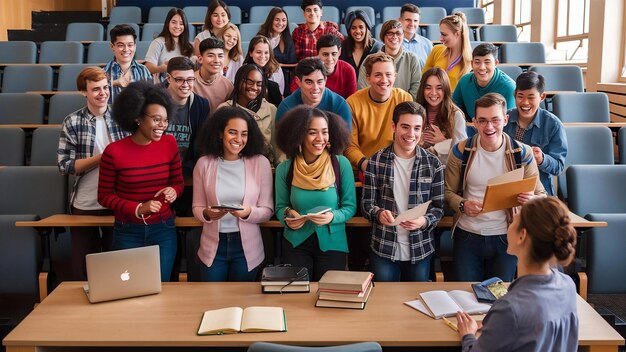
[14,213,606,229]
[3,282,623,351]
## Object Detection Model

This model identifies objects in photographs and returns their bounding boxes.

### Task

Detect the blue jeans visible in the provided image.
[369,250,432,282]
[453,228,517,282]
[199,232,260,282]
[113,216,177,282]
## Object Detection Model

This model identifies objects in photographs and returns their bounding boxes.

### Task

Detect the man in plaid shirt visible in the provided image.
[57,67,129,280]
[362,101,444,281]
[291,0,344,61]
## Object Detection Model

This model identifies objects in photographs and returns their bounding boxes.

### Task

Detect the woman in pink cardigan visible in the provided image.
[192,106,274,281]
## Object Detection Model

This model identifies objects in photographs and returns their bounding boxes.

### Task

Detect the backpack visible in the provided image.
[457,135,523,195]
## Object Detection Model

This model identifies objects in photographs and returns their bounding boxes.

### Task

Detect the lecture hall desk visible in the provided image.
[2,282,624,351]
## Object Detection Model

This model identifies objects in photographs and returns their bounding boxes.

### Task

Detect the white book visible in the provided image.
[419,290,491,319]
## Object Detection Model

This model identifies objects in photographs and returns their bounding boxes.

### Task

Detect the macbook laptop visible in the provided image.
[84,245,162,303]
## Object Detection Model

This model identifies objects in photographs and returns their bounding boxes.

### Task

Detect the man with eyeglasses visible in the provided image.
[103,24,152,104]
[452,43,516,121]
[193,37,234,112]
[357,20,421,99]
[291,0,344,61]
[163,56,209,178]
[445,93,546,283]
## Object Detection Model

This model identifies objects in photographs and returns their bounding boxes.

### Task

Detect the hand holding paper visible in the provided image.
[390,200,432,226]
[481,168,538,213]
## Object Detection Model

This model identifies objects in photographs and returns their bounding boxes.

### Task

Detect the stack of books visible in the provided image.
[315,270,374,309]
[261,266,310,293]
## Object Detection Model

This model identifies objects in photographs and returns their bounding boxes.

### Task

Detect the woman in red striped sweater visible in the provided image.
[98,81,185,282]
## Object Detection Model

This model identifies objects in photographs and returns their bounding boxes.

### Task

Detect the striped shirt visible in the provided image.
[103,59,153,104]
[98,135,184,224]
[57,106,129,176]
[362,145,445,263]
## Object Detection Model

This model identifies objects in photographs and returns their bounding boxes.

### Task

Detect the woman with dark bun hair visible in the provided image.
[456,197,578,351]
[98,81,184,282]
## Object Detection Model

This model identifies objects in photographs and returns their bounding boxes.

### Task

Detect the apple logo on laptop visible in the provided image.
[120,270,130,282]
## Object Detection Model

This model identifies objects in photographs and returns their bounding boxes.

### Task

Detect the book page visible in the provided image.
[404,299,433,318]
[487,168,523,185]
[390,200,432,226]
[241,306,285,332]
[198,307,243,335]
[448,290,492,315]
[419,290,462,319]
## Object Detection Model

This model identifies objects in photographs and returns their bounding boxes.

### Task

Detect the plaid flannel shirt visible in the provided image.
[57,106,129,176]
[362,145,445,263]
[291,21,345,61]
[103,59,153,104]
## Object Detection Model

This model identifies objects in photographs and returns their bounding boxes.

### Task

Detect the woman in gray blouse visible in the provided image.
[456,197,579,351]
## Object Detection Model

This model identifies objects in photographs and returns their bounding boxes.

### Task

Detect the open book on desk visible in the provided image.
[197,306,286,335]
[412,290,491,319]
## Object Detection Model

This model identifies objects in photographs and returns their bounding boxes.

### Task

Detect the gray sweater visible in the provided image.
[462,268,578,352]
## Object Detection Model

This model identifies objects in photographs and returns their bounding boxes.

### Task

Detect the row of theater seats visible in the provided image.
[0,27,526,67]
[1,50,576,96]
[109,5,487,27]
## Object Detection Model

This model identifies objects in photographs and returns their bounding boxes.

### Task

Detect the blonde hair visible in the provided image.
[440,12,472,77]
[219,23,243,61]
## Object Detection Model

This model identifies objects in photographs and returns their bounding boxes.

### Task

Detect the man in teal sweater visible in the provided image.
[452,43,516,121]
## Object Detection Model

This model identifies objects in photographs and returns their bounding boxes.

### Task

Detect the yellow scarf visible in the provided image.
[292,150,336,191]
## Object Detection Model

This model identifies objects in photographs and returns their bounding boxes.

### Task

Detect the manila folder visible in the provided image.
[482,175,538,213]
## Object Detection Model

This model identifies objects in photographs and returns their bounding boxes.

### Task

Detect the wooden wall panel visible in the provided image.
[0,0,100,40]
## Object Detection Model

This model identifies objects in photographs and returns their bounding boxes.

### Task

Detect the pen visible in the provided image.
[442,316,459,332]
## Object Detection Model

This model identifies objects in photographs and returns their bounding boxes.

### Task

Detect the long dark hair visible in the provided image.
[257,7,293,48]
[158,8,193,57]
[229,64,268,112]
[342,10,375,57]
[244,35,281,76]
[276,106,350,159]
[415,67,460,139]
[202,0,231,34]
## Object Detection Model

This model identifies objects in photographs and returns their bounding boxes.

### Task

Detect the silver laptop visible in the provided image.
[84,245,162,303]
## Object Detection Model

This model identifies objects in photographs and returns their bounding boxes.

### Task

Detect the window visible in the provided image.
[621,5,626,81]
[554,0,590,61]
[479,0,495,24]
[514,0,531,42]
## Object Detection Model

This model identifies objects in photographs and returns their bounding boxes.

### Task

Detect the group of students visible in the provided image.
[54,1,580,350]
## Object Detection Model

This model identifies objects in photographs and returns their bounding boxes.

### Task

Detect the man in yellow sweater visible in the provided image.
[345,52,413,172]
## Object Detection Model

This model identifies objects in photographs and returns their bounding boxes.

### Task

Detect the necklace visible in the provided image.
[199,70,218,85]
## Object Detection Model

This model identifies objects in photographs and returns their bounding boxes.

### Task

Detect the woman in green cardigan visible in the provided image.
[274,106,356,281]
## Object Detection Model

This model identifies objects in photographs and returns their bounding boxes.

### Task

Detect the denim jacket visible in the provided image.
[503,108,568,196]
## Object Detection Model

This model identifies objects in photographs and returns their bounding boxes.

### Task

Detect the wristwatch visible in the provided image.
[458,200,466,214]
[283,207,292,219]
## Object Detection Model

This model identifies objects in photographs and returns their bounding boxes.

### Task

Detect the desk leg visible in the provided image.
[273,229,282,265]
[5,346,37,352]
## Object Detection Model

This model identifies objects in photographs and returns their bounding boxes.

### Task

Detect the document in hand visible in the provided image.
[197,306,286,335]
[418,290,491,319]
[210,204,244,211]
[482,168,538,213]
[288,206,332,220]
[390,200,432,226]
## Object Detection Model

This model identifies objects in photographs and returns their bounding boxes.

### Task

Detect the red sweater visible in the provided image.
[98,135,184,224]
[290,59,357,99]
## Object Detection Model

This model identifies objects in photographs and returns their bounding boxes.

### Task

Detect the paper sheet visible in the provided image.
[390,200,432,226]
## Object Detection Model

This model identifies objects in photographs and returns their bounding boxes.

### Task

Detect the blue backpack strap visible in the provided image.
[509,138,524,169]
[458,135,476,195]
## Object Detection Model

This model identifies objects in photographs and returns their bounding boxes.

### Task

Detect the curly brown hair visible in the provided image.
[275,106,350,159]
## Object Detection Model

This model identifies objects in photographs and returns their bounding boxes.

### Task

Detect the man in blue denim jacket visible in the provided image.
[503,71,568,196]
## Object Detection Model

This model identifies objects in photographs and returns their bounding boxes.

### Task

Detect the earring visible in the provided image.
[298,145,302,154]
[326,142,331,149]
